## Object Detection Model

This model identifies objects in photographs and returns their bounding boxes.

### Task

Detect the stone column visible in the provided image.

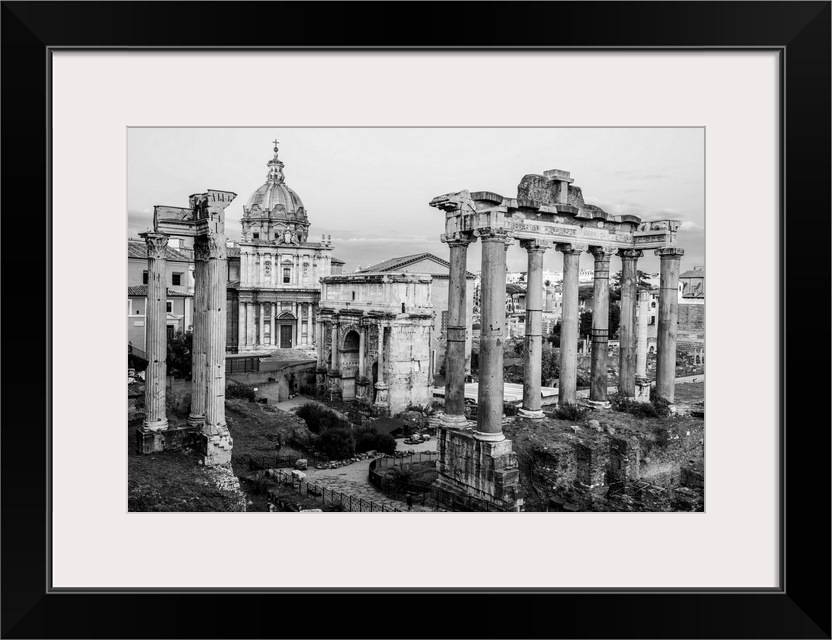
[374,324,389,409]
[258,303,265,349]
[442,234,473,427]
[142,232,169,431]
[241,251,248,285]
[269,303,276,347]
[519,239,549,419]
[655,248,685,404]
[618,249,642,397]
[556,243,585,406]
[246,302,255,347]
[189,241,207,426]
[307,303,314,346]
[238,301,247,350]
[202,230,232,465]
[331,321,339,370]
[588,247,613,407]
[358,327,366,378]
[475,231,511,441]
[296,302,302,347]
[636,289,649,379]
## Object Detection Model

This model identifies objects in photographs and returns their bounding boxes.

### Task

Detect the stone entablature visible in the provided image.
[320,273,433,316]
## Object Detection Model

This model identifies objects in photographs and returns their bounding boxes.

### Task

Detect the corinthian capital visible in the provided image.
[556,242,588,255]
[520,238,553,253]
[474,227,513,244]
[655,247,685,259]
[207,234,227,259]
[441,232,475,247]
[589,246,615,260]
[618,249,644,260]
[194,236,210,262]
[142,232,169,260]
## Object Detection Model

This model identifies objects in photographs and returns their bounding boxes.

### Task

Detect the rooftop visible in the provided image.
[127,240,193,262]
[360,252,475,278]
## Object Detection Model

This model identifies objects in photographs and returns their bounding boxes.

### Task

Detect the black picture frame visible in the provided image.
[2,2,829,638]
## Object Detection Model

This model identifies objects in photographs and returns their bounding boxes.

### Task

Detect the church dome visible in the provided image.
[244,142,307,222]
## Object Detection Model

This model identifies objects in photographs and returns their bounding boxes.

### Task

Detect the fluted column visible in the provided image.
[374,324,388,408]
[269,303,275,347]
[588,247,613,407]
[241,251,248,285]
[238,301,247,350]
[295,302,302,347]
[258,303,265,348]
[655,248,685,403]
[637,289,649,379]
[202,229,231,464]
[246,302,255,347]
[475,231,511,441]
[307,303,314,345]
[557,243,585,406]
[617,250,642,396]
[520,239,549,419]
[331,321,339,370]
[441,234,473,427]
[358,327,366,377]
[142,232,169,431]
[189,241,207,426]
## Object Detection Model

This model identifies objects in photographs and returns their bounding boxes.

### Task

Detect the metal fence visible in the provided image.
[246,452,325,472]
[270,468,399,512]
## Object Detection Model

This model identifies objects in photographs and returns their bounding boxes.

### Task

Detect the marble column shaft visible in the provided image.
[377,325,384,383]
[443,237,472,420]
[618,250,642,396]
[238,301,247,349]
[557,244,584,406]
[655,248,685,403]
[307,303,314,345]
[476,233,510,438]
[189,245,207,425]
[246,302,255,346]
[143,233,169,430]
[204,236,228,434]
[259,303,265,347]
[636,290,649,378]
[521,241,548,417]
[358,328,366,377]
[589,248,612,403]
[270,303,276,346]
[296,302,302,346]
[331,322,339,370]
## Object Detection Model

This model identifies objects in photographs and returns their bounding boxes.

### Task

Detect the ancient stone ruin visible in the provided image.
[136,189,236,466]
[430,170,684,511]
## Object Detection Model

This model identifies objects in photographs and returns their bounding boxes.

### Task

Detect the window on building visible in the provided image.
[172,273,182,286]
[166,300,173,313]
[283,268,291,283]
[253,232,260,240]
[649,317,656,325]
[142,271,148,284]
[441,310,448,334]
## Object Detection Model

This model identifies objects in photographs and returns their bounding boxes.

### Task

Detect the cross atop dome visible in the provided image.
[266,139,285,183]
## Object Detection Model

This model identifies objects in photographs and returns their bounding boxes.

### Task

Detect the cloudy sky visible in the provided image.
[128,127,704,274]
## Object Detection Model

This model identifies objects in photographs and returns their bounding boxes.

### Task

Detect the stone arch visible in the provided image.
[343,329,360,353]
[340,324,360,349]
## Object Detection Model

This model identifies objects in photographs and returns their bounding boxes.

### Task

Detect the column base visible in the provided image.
[373,382,389,410]
[440,413,469,429]
[187,414,205,428]
[585,399,611,410]
[136,424,200,455]
[199,425,233,467]
[518,408,545,420]
[634,377,652,403]
[142,417,169,432]
[472,430,505,442]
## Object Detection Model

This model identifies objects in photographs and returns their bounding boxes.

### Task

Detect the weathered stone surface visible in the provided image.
[295,458,308,471]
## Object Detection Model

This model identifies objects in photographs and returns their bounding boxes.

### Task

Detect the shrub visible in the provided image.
[226,381,255,401]
[354,426,397,455]
[318,427,355,459]
[504,404,519,417]
[551,403,589,422]
[295,403,350,434]
[609,392,671,419]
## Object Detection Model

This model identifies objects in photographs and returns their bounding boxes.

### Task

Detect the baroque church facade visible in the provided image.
[226,143,343,353]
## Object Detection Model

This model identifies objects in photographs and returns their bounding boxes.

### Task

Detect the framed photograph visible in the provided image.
[2,2,829,638]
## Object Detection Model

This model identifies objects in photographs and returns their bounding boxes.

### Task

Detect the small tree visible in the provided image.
[167,329,193,379]
[541,345,560,386]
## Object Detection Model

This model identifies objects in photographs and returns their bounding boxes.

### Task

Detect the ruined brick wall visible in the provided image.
[678,305,704,335]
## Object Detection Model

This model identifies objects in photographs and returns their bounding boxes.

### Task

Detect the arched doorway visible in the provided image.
[340,329,360,400]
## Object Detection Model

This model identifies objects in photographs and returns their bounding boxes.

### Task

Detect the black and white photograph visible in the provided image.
[127,127,705,513]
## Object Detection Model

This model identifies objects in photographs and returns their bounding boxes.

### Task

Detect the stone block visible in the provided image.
[291,469,307,482]
[295,458,308,471]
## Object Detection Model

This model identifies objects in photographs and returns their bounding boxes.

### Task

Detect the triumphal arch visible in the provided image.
[430,170,683,510]
[136,189,236,466]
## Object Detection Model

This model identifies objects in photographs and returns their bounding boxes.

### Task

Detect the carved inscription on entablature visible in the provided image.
[634,234,669,244]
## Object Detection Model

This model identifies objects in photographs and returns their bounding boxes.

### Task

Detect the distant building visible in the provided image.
[127,239,195,358]
[360,253,475,376]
